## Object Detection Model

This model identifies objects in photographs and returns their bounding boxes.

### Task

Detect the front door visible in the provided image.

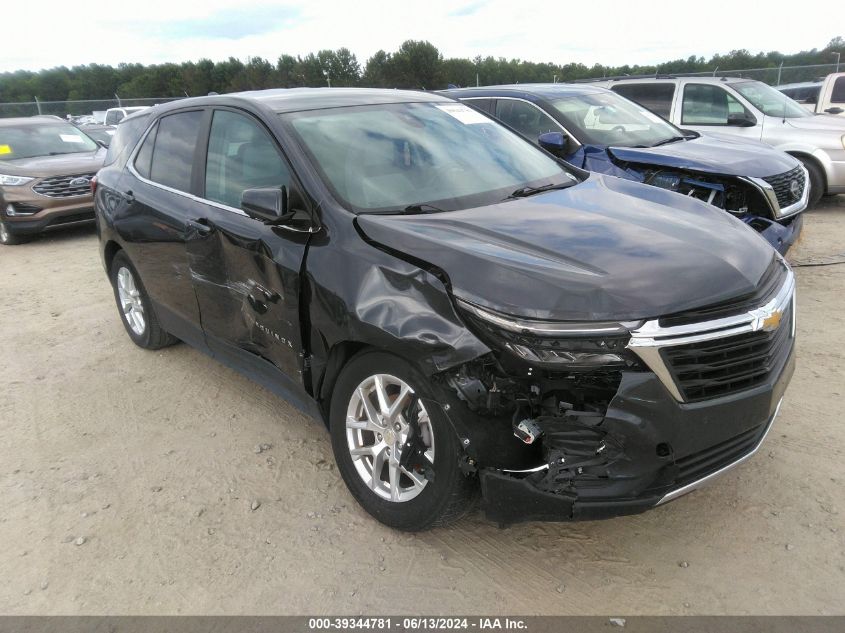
[676,83,763,141]
[186,108,310,382]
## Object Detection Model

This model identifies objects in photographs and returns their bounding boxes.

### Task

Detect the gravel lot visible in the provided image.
[1,197,843,615]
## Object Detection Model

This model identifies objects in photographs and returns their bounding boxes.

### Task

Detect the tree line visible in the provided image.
[1,37,843,106]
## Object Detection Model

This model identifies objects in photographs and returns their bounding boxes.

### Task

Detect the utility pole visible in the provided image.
[114,93,121,107]
[777,61,783,86]
[476,73,479,87]
[834,52,841,73]
[34,96,42,115]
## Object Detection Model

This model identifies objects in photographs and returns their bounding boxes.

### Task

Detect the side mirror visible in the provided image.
[241,185,314,229]
[241,187,288,224]
[538,132,567,154]
[727,112,757,127]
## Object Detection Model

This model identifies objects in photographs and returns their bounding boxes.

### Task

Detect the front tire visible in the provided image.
[109,251,178,350]
[0,221,30,246]
[330,351,475,531]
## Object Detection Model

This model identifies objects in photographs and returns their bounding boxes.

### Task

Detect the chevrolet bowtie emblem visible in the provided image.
[761,310,783,332]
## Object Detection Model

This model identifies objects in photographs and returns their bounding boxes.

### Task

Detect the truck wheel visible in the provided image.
[330,351,476,531]
[798,158,824,208]
[109,251,178,350]
[0,221,30,246]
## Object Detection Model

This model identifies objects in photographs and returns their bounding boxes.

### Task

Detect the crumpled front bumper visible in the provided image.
[479,350,794,525]
[740,213,803,255]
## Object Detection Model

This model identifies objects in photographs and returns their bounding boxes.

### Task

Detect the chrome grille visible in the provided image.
[628,268,795,403]
[32,172,96,198]
[661,303,793,402]
[762,166,805,209]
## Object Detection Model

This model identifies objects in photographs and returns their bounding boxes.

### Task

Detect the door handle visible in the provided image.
[187,219,213,236]
[123,190,135,203]
[824,107,844,115]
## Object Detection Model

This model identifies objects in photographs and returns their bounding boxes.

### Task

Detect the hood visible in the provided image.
[784,114,845,131]
[356,174,775,322]
[0,149,105,177]
[606,134,797,178]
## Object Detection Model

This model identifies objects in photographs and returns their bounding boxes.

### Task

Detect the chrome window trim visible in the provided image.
[125,113,320,233]
[739,164,809,219]
[627,267,795,402]
[462,95,582,149]
[656,397,783,505]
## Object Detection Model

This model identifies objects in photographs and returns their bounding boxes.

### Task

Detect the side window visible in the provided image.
[148,111,203,192]
[682,84,750,125]
[105,110,123,126]
[204,110,290,209]
[494,100,559,141]
[105,113,150,167]
[611,83,675,118]
[832,77,845,104]
[133,121,157,179]
[461,98,494,115]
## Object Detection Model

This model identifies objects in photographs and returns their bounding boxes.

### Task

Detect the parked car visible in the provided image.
[442,84,807,254]
[103,106,149,126]
[96,89,794,530]
[78,124,117,148]
[0,117,105,245]
[590,76,845,206]
[776,72,845,116]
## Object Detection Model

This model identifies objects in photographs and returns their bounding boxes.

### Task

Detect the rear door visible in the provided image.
[114,108,207,347]
[186,107,310,382]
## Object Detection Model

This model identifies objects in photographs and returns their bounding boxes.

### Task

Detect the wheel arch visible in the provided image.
[103,240,123,274]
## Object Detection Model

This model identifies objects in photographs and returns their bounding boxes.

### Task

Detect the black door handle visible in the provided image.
[187,219,213,236]
[123,190,135,203]
[824,107,844,115]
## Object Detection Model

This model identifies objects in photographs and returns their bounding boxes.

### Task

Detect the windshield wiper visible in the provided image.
[650,136,687,147]
[506,181,575,199]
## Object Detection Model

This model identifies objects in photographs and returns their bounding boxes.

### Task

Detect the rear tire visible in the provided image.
[109,251,178,350]
[0,221,31,246]
[797,157,824,208]
[330,351,476,531]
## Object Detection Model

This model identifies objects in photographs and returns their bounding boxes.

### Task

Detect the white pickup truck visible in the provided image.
[777,72,845,116]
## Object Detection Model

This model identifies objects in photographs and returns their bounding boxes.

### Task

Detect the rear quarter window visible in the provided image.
[610,83,675,118]
[104,113,151,167]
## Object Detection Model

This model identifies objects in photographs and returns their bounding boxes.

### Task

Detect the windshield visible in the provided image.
[550,91,682,147]
[0,122,98,160]
[283,101,571,213]
[733,81,811,118]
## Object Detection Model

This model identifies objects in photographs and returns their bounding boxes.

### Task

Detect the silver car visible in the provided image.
[590,76,845,206]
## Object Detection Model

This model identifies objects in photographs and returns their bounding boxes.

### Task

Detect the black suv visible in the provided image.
[95,89,795,530]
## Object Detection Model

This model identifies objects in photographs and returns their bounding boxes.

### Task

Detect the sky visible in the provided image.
[1,0,841,73]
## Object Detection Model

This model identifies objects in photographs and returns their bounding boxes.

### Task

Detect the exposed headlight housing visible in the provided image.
[0,174,34,187]
[457,299,643,369]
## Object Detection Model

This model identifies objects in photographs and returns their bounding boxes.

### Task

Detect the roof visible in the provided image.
[0,117,69,127]
[442,83,609,98]
[149,88,454,116]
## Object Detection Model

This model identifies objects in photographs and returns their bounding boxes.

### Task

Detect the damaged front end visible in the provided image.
[429,293,793,526]
[573,144,806,254]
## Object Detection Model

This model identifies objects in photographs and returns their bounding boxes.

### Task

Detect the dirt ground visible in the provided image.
[1,197,843,616]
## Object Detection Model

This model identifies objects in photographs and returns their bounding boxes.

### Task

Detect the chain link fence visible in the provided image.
[0,96,186,119]
[677,62,841,86]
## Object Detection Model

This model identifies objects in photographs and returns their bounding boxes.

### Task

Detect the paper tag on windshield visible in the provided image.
[435,103,490,124]
[0,144,11,155]
[60,134,85,143]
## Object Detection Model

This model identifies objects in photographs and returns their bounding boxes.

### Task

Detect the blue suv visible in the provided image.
[442,84,808,254]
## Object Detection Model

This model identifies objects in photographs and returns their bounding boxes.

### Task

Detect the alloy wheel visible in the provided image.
[116,266,146,336]
[345,373,434,502]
